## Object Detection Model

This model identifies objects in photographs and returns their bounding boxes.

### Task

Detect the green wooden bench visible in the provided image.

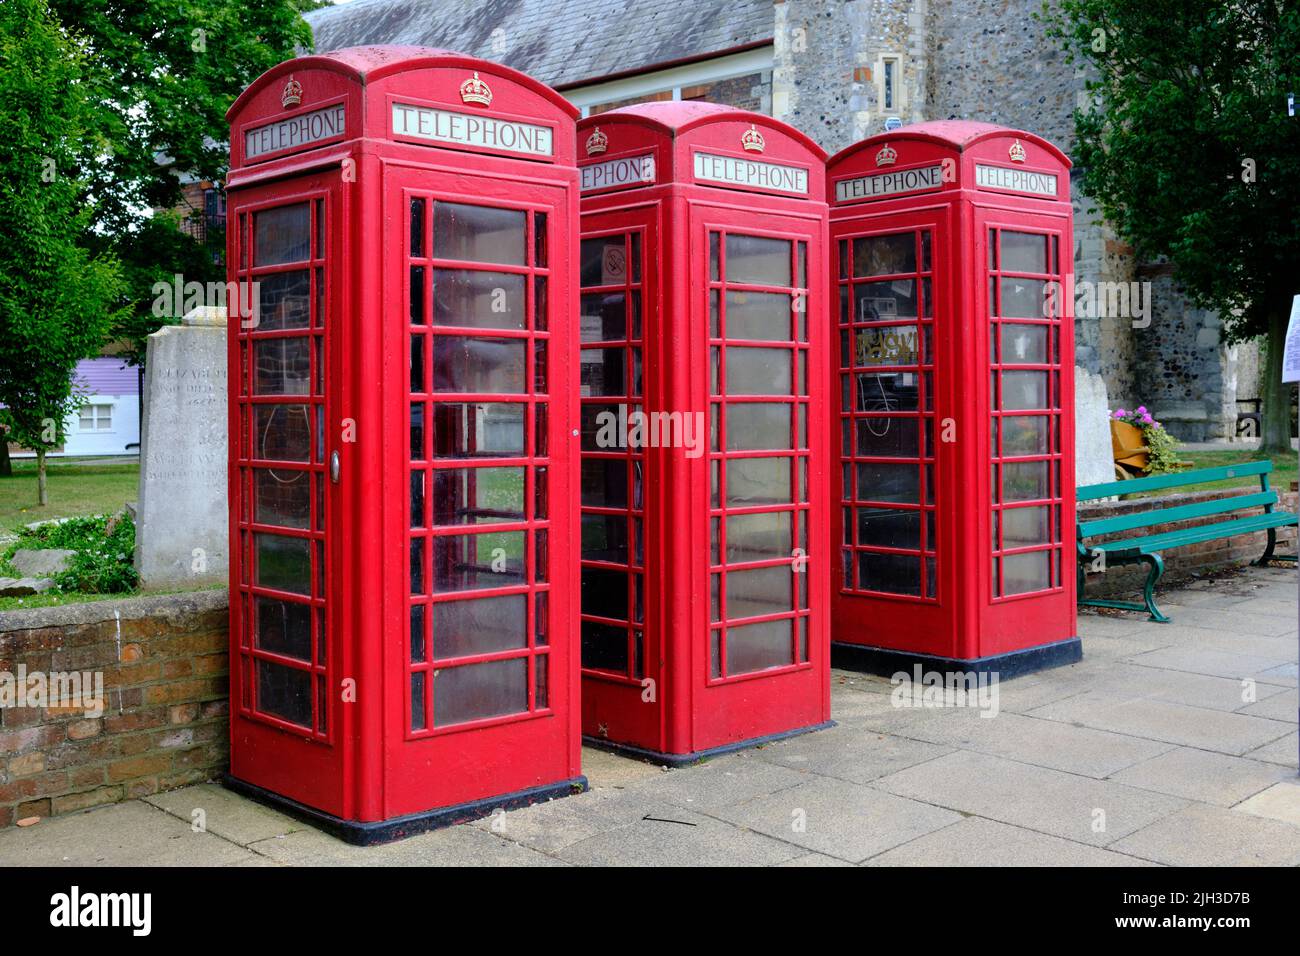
[1077,461,1297,623]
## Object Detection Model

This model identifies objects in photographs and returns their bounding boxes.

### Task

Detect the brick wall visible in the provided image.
[1079,488,1298,599]
[0,590,228,830]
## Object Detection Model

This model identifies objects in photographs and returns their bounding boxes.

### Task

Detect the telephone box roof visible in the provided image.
[828,120,1070,168]
[581,100,827,159]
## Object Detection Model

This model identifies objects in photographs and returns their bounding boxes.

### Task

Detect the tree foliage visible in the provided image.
[1044,0,1300,452]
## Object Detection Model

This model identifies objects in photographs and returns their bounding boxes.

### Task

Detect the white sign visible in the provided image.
[245,104,346,160]
[392,103,553,157]
[975,163,1058,197]
[835,165,944,203]
[692,151,808,195]
[581,154,656,192]
[1282,294,1300,383]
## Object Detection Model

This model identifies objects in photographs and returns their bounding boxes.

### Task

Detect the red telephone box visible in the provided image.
[223,46,583,842]
[825,122,1081,676]
[575,103,832,763]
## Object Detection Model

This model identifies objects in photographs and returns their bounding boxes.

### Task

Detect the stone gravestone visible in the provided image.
[134,307,228,588]
[1074,365,1114,488]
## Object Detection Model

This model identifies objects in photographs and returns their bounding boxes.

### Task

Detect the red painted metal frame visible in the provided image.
[226,46,582,828]
[576,103,831,759]
[825,121,1076,664]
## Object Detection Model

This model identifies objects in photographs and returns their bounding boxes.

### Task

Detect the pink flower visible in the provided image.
[1114,408,1127,418]
[1136,405,1147,414]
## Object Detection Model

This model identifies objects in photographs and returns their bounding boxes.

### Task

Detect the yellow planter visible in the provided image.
[1110,420,1149,474]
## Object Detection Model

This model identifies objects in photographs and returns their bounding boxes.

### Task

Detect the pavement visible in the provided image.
[1,565,1297,867]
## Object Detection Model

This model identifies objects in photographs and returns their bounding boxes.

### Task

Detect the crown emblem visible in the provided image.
[1008,139,1027,163]
[741,124,765,152]
[281,77,302,109]
[875,143,897,167]
[459,71,493,107]
[585,126,608,156]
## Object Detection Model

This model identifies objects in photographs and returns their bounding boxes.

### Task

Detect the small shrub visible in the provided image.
[1112,406,1187,475]
[1,513,138,593]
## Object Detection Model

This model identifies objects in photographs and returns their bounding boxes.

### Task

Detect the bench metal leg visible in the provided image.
[1077,552,1169,623]
[1252,527,1297,564]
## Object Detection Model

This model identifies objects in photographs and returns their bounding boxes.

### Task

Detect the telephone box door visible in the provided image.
[383,166,579,815]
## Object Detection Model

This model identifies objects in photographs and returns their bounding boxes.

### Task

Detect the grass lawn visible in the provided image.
[0,456,139,531]
[1176,448,1297,493]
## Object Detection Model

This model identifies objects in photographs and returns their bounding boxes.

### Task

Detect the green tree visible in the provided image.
[0,0,126,506]
[1044,0,1300,453]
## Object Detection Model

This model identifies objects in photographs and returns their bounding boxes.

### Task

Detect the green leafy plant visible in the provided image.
[1112,406,1186,475]
[1,513,138,594]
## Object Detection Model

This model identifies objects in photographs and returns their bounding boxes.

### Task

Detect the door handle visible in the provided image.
[330,450,340,483]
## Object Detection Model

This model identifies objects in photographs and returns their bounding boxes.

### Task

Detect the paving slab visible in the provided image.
[775,852,857,866]
[862,816,1157,867]
[1121,645,1292,685]
[752,722,953,784]
[1238,688,1298,721]
[557,804,802,866]
[1098,663,1289,713]
[580,745,666,787]
[469,784,661,855]
[1110,803,1300,866]
[1028,691,1293,755]
[1245,731,1299,768]
[714,776,963,863]
[613,750,811,813]
[144,783,304,846]
[0,800,252,866]
[1108,747,1292,806]
[1233,778,1300,827]
[888,709,1171,779]
[874,750,1188,847]
[248,821,566,866]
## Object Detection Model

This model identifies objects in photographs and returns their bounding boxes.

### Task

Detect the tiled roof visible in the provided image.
[304,0,773,89]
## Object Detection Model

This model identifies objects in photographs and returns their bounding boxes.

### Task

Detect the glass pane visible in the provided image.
[856,418,919,458]
[257,271,310,331]
[582,566,628,620]
[254,405,311,462]
[726,457,791,505]
[725,234,791,286]
[580,292,626,341]
[256,659,311,726]
[582,513,628,563]
[410,266,426,324]
[1002,416,1050,455]
[727,618,794,674]
[410,334,426,393]
[433,658,527,726]
[254,204,310,266]
[855,279,917,322]
[1001,371,1049,410]
[433,203,526,266]
[580,235,627,287]
[410,198,425,257]
[726,347,791,395]
[999,278,1048,319]
[433,467,525,525]
[580,347,626,396]
[410,604,426,662]
[580,403,624,452]
[1003,550,1051,594]
[855,373,919,413]
[253,338,310,394]
[725,511,792,563]
[1002,506,1051,547]
[254,469,310,529]
[254,595,311,660]
[857,507,921,550]
[433,531,526,591]
[853,233,915,277]
[858,551,921,596]
[410,538,425,594]
[433,594,526,659]
[725,403,791,450]
[1000,231,1048,274]
[727,564,793,619]
[582,620,628,672]
[1001,324,1049,364]
[855,325,918,368]
[256,535,312,595]
[857,462,919,503]
[1002,461,1050,501]
[581,458,627,509]
[432,402,525,457]
[725,291,790,341]
[433,270,526,329]
[410,402,425,459]
[433,336,526,393]
[534,211,547,268]
[411,672,426,731]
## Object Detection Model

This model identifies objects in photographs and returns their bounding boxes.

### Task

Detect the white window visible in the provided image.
[882,58,897,111]
[79,404,113,431]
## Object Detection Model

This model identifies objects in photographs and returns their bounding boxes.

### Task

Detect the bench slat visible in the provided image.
[1077,460,1273,501]
[1084,511,1297,556]
[1078,490,1277,538]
